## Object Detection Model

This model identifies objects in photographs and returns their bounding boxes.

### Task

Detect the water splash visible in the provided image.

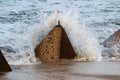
[28,11,102,62]
[58,12,102,61]
[4,11,102,65]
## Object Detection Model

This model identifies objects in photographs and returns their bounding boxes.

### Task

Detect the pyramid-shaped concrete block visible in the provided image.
[35,24,76,62]
[0,50,12,72]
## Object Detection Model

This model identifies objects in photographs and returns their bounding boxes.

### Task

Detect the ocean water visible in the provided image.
[0,0,120,64]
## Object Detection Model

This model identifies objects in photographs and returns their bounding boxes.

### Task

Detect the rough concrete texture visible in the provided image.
[35,25,76,62]
[0,50,12,72]
[35,26,62,62]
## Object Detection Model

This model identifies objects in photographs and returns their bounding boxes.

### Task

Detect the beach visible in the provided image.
[0,0,120,80]
[1,60,120,80]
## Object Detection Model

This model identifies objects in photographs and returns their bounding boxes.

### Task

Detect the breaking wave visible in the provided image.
[28,12,102,63]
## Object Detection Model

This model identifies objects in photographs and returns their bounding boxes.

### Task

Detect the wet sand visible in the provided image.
[0,60,120,80]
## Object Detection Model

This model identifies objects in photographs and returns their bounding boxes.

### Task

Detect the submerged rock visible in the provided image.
[103,29,120,57]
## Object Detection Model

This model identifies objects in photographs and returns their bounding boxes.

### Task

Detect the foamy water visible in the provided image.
[0,0,120,64]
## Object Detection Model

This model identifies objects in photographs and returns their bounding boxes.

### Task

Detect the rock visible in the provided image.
[35,25,76,62]
[103,29,120,57]
[0,50,12,72]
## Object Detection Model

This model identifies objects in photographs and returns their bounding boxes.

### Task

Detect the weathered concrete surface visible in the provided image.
[1,61,120,80]
[35,25,76,62]
[0,50,12,72]
[35,26,62,62]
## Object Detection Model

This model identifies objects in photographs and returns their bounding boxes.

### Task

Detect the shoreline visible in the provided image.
[1,60,120,80]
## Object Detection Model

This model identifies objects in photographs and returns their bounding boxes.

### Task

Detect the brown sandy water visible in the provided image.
[0,59,120,80]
